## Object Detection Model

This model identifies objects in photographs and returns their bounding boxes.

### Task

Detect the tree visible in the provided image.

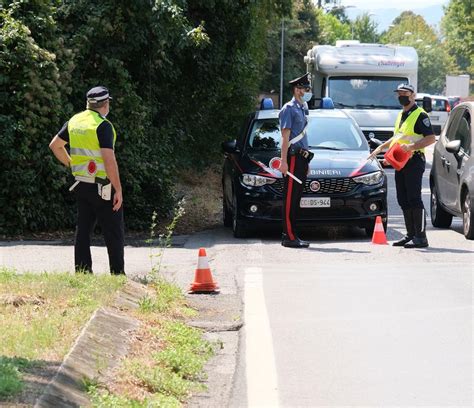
[381,11,456,94]
[352,12,379,43]
[0,0,294,234]
[260,0,320,103]
[0,2,76,233]
[441,0,473,78]
[317,8,350,45]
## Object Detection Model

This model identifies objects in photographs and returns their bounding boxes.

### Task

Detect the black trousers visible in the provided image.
[282,154,308,240]
[394,153,426,210]
[74,182,125,275]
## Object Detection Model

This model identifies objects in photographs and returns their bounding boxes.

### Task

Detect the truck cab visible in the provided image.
[304,41,418,146]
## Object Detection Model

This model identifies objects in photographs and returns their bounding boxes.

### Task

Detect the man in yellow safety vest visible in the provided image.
[369,84,436,248]
[49,86,125,274]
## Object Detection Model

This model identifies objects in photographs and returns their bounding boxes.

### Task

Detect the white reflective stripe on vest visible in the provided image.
[70,147,103,157]
[71,163,106,173]
[392,133,422,144]
[74,175,95,183]
[197,255,210,270]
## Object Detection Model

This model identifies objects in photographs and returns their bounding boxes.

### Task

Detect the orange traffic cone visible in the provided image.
[189,248,219,293]
[384,143,410,171]
[371,216,388,245]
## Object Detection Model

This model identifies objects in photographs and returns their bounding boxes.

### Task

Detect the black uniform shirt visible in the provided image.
[57,110,114,149]
[399,104,435,137]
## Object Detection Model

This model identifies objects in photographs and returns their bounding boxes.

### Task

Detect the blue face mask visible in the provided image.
[302,92,313,102]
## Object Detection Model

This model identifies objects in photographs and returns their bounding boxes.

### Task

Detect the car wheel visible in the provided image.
[232,194,248,238]
[462,192,474,240]
[430,184,453,228]
[223,197,232,228]
[364,218,387,237]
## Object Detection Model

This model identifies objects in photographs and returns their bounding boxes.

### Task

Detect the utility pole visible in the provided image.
[280,19,284,109]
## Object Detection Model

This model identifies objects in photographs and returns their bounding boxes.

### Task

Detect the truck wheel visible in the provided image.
[430,184,452,228]
[462,192,474,240]
[232,195,248,238]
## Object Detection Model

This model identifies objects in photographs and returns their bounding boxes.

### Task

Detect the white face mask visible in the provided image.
[302,92,313,102]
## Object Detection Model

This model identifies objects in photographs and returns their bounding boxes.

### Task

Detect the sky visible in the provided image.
[338,0,449,32]
[339,0,447,9]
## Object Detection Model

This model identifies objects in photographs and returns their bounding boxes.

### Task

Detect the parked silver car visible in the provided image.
[416,93,451,135]
[430,102,474,239]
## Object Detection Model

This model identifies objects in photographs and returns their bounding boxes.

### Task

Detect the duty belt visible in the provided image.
[69,175,109,191]
[289,147,314,162]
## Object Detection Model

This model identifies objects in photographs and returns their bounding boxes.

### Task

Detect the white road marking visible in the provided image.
[245,266,279,407]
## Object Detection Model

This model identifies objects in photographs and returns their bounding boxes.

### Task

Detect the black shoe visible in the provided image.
[296,236,310,246]
[404,236,429,248]
[392,236,413,246]
[282,239,309,248]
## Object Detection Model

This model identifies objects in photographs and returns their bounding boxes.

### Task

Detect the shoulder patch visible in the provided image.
[423,117,431,127]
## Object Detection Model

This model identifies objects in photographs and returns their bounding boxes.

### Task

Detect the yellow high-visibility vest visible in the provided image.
[389,106,426,153]
[68,110,116,179]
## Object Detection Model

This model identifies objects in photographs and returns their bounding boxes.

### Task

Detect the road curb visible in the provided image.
[34,281,150,408]
[33,280,243,407]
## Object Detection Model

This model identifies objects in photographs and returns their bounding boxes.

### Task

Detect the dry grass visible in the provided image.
[172,166,223,235]
[0,269,126,406]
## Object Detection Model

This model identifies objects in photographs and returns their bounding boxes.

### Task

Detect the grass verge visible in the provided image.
[0,267,125,402]
[86,278,214,407]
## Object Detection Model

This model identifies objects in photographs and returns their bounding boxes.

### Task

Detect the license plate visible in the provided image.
[300,197,331,208]
[431,116,439,121]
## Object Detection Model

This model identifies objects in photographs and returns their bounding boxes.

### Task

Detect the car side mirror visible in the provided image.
[368,137,382,148]
[445,139,461,154]
[222,139,239,154]
[422,96,432,113]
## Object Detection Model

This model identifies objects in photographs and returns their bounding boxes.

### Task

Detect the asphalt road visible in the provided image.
[229,146,474,408]
[1,146,473,407]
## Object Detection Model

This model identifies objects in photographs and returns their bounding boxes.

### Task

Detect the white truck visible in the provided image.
[304,40,418,144]
[446,74,470,98]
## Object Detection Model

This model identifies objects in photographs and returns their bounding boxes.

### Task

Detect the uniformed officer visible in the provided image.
[49,86,125,274]
[369,83,436,248]
[279,73,314,248]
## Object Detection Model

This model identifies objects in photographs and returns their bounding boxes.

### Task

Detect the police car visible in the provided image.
[221,98,388,238]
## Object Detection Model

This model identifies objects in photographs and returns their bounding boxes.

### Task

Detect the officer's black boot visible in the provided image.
[282,233,309,248]
[295,235,310,247]
[404,208,429,248]
[392,209,415,246]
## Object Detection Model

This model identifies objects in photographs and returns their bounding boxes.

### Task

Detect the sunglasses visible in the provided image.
[296,86,311,91]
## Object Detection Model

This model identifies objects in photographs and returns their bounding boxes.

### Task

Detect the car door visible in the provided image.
[453,108,472,211]
[434,107,464,209]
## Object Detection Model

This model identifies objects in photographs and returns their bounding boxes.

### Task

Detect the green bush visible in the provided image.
[0,0,291,234]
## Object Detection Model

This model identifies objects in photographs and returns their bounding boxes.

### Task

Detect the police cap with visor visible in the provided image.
[86,86,112,103]
[394,83,415,93]
[289,73,312,89]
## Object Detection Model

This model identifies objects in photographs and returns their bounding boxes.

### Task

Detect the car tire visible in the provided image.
[430,184,453,228]
[223,197,232,228]
[364,218,387,237]
[232,194,248,238]
[462,192,474,240]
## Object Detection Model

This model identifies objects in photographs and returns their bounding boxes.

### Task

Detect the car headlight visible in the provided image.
[353,171,383,185]
[242,174,276,187]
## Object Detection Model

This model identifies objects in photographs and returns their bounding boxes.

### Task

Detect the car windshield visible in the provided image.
[328,76,406,109]
[247,116,368,151]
